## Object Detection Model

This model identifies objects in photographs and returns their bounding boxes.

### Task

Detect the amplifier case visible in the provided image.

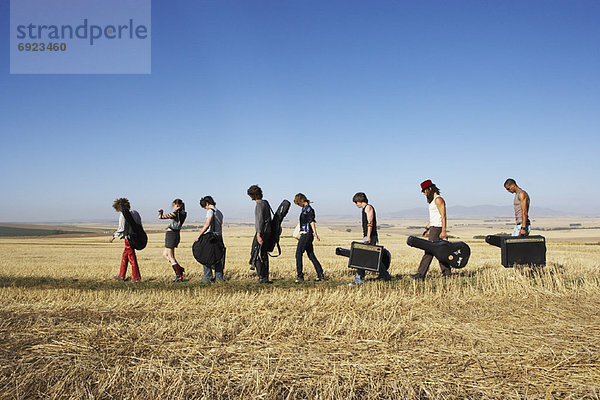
[347,242,384,272]
[486,235,546,268]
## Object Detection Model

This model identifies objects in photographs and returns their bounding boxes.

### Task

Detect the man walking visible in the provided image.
[504,178,531,236]
[248,185,272,283]
[412,180,451,280]
[349,192,391,286]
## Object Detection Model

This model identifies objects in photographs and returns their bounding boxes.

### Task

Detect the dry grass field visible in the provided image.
[1,219,599,399]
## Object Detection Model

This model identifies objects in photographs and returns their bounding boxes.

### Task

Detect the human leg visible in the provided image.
[295,234,309,280]
[125,239,141,281]
[256,248,270,282]
[416,228,440,278]
[214,260,224,281]
[165,247,183,280]
[305,235,324,278]
[202,265,214,282]
[118,244,129,279]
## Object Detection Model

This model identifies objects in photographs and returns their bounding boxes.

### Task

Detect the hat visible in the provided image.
[420,180,434,192]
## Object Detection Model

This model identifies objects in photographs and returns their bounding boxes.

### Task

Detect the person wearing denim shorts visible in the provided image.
[504,178,531,237]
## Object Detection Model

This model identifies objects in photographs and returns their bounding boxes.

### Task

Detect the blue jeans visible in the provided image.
[296,233,324,279]
[203,260,223,282]
[353,236,391,284]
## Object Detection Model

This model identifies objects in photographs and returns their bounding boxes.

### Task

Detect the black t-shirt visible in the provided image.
[362,205,377,238]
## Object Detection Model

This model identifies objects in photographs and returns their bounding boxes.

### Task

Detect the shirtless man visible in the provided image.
[504,178,531,236]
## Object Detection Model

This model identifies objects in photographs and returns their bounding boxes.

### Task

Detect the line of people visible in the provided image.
[110,178,531,285]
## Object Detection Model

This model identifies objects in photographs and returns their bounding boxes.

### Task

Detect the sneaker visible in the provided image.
[348,281,363,287]
[257,278,272,284]
[315,276,327,282]
[409,274,425,281]
[295,277,304,283]
[113,275,125,281]
[132,280,142,284]
[173,277,183,282]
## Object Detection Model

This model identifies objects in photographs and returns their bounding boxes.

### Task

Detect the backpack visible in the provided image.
[192,210,226,266]
[121,208,148,251]
[193,233,226,266]
[263,200,291,257]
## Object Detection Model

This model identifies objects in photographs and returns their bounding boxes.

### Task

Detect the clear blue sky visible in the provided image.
[1,0,599,222]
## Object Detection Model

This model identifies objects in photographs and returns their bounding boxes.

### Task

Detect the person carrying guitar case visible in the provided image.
[412,180,452,280]
[109,197,145,282]
[193,196,226,282]
[247,185,273,283]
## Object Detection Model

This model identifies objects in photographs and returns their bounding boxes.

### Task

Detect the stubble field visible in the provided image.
[1,219,599,399]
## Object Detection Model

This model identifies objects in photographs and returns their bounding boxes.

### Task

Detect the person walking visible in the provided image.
[248,185,272,283]
[412,180,452,280]
[504,178,531,236]
[158,199,187,282]
[110,198,142,282]
[349,192,391,286]
[293,193,325,283]
[195,196,225,282]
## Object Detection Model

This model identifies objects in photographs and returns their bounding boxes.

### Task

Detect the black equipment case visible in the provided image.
[485,235,546,267]
[336,242,389,272]
[406,236,470,269]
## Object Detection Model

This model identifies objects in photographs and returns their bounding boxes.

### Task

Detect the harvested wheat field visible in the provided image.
[1,221,599,399]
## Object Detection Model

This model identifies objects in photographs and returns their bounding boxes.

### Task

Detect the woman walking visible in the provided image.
[158,199,187,282]
[195,196,225,282]
[294,193,325,283]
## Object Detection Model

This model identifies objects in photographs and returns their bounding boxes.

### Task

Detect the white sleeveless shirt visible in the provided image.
[429,194,443,227]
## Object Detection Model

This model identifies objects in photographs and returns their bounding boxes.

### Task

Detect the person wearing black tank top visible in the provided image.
[349,192,392,286]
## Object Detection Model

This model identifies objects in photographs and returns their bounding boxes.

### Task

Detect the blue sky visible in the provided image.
[1,0,599,222]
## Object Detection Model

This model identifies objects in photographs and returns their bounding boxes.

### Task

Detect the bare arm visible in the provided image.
[435,196,447,239]
[365,205,374,243]
[423,221,431,237]
[310,221,320,241]
[519,191,529,235]
[195,215,212,241]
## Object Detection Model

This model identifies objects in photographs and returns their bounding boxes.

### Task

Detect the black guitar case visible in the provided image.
[406,235,470,269]
[122,208,148,251]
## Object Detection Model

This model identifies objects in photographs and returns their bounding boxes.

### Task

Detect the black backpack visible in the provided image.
[121,208,148,251]
[263,200,291,257]
[192,211,226,266]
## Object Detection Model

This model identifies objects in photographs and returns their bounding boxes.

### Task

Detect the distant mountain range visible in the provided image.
[386,205,593,219]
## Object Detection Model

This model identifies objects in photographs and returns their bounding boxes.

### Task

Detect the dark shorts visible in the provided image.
[165,230,181,248]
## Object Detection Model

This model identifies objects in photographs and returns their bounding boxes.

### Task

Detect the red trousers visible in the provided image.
[119,239,141,281]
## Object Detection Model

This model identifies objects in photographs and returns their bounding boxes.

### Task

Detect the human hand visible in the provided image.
[109,237,115,243]
[315,234,320,241]
[365,236,371,244]
[440,230,447,240]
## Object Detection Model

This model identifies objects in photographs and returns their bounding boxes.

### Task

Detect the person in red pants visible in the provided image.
[109,198,142,282]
